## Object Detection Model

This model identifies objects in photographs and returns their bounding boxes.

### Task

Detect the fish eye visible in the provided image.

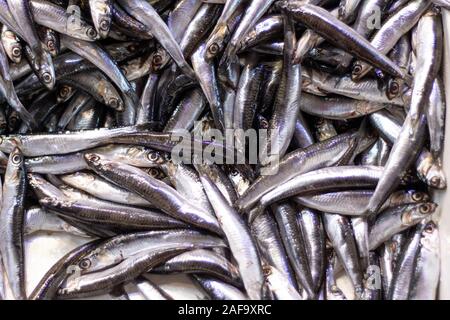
[47,40,55,50]
[419,204,431,214]
[152,54,163,66]
[109,98,118,109]
[12,47,21,57]
[425,224,435,233]
[79,258,91,270]
[87,154,100,163]
[147,151,160,162]
[100,20,110,31]
[412,192,423,202]
[352,64,362,75]
[59,86,71,98]
[12,153,22,164]
[430,176,441,187]
[208,43,219,55]
[149,168,159,177]
[87,28,97,39]
[389,81,400,94]
[230,169,239,176]
[42,72,52,83]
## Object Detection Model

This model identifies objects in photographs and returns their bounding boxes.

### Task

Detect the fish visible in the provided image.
[0,0,446,301]
[272,203,315,298]
[200,173,264,300]
[323,212,363,298]
[351,0,431,81]
[369,203,437,250]
[0,148,26,299]
[8,0,56,89]
[409,221,440,300]
[1,25,22,63]
[153,249,241,287]
[84,153,222,234]
[117,0,196,79]
[278,2,406,78]
[57,230,225,298]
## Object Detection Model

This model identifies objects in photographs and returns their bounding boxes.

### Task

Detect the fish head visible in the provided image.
[402,202,437,226]
[76,246,120,275]
[4,147,24,179]
[420,221,439,250]
[36,51,56,90]
[151,48,170,72]
[425,162,447,189]
[91,0,112,39]
[205,25,228,61]
[123,146,167,167]
[84,152,108,172]
[44,32,60,57]
[2,30,22,63]
[390,189,431,206]
[57,85,75,103]
[386,78,404,100]
[103,85,124,111]
[351,61,366,81]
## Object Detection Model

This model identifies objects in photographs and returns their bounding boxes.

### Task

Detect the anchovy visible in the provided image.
[272,203,315,298]
[153,249,241,287]
[369,110,446,188]
[84,153,221,234]
[8,0,56,89]
[295,189,430,216]
[352,0,431,81]
[1,25,21,63]
[257,166,383,213]
[200,173,264,300]
[118,0,196,79]
[323,213,363,298]
[259,14,301,166]
[237,131,363,212]
[57,231,225,298]
[0,148,26,299]
[369,203,436,250]
[388,222,428,300]
[278,2,406,78]
[297,208,326,295]
[409,222,440,300]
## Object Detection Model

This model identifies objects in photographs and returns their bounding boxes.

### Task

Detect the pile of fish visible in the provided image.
[0,0,447,300]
